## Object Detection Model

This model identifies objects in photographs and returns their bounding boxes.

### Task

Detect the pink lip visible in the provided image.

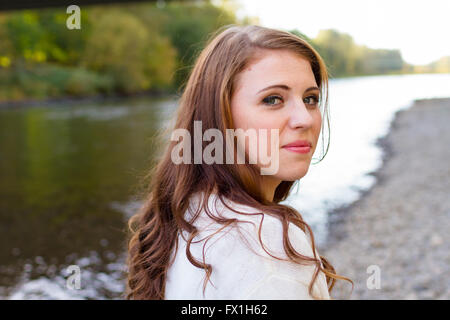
[282,140,312,154]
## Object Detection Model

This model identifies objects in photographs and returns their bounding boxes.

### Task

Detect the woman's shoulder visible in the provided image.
[173,191,329,299]
[185,191,316,260]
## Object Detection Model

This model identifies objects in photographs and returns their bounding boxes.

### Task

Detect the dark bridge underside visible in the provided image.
[0,0,191,11]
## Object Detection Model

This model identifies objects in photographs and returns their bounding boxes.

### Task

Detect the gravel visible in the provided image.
[321,97,450,300]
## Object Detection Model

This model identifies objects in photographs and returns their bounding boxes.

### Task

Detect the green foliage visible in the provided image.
[307,29,408,77]
[2,9,90,65]
[156,1,237,87]
[0,1,239,102]
[0,61,113,101]
[64,68,114,96]
[81,9,174,93]
[0,2,445,103]
[314,29,359,77]
[0,15,15,58]
[425,56,450,73]
[35,9,92,64]
[5,11,42,54]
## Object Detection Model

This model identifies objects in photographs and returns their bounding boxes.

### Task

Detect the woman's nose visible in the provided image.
[288,99,314,129]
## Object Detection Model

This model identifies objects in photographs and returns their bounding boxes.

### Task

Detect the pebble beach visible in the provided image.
[322,97,450,300]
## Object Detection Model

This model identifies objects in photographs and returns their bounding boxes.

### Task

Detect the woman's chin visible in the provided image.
[272,167,309,182]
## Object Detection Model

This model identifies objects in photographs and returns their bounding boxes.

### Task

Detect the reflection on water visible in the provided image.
[45,105,131,121]
[0,95,178,299]
[8,251,127,299]
[0,73,449,299]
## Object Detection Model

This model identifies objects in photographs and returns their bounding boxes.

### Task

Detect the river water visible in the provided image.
[1,73,449,299]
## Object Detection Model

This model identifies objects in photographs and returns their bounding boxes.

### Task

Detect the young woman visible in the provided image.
[126,24,351,300]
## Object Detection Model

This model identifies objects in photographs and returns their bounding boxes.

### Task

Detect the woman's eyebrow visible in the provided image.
[257,84,319,94]
[305,86,320,93]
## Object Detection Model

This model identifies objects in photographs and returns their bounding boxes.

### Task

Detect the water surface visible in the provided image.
[1,73,449,299]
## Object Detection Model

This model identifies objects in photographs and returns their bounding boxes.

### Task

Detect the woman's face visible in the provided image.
[230,49,322,186]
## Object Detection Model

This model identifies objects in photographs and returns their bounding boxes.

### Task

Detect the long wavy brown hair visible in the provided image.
[126,24,352,300]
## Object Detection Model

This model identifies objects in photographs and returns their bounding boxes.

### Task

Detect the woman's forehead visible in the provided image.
[234,51,315,94]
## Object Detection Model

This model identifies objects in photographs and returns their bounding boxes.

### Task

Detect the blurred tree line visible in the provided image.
[308,29,450,77]
[0,1,243,102]
[0,1,447,103]
[311,29,404,77]
[402,55,450,74]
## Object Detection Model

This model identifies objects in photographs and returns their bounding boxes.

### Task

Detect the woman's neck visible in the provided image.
[261,176,282,202]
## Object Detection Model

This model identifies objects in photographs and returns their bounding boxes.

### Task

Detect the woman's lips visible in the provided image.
[283,146,311,154]
[282,140,312,154]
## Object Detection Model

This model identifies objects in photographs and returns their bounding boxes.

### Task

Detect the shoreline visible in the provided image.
[0,89,178,110]
[2,72,446,110]
[324,108,398,245]
[323,97,450,299]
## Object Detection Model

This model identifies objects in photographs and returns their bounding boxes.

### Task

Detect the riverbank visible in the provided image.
[323,97,450,300]
[0,88,178,110]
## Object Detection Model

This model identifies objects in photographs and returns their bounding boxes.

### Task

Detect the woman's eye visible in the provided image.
[262,95,283,106]
[304,95,319,106]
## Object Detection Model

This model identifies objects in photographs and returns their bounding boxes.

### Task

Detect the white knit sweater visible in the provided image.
[165,192,331,300]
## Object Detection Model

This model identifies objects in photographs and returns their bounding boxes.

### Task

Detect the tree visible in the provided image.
[81,10,176,93]
[157,1,237,88]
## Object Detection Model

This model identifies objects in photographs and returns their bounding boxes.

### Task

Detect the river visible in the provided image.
[0,73,449,299]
